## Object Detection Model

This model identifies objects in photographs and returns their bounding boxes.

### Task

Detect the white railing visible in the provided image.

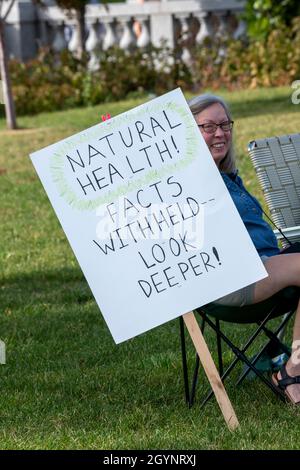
[4,1,246,65]
[36,0,246,69]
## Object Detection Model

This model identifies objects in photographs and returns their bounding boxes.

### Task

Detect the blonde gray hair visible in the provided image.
[188,93,236,174]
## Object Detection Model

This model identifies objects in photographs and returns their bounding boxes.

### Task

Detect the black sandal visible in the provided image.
[272,364,300,405]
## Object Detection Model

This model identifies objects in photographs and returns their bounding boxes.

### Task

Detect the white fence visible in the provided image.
[5,0,246,65]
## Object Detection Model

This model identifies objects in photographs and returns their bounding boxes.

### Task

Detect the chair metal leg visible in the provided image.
[235,341,273,387]
[189,316,206,406]
[179,317,190,406]
[180,306,294,408]
[236,310,294,386]
[197,308,269,407]
[189,315,226,407]
[277,312,289,342]
[216,319,223,377]
[260,312,294,356]
[190,356,200,407]
[201,353,241,408]
[198,309,287,407]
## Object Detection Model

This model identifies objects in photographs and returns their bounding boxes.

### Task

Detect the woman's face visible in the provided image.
[194,103,232,168]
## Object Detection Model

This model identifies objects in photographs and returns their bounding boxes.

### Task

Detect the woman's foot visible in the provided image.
[273,361,300,405]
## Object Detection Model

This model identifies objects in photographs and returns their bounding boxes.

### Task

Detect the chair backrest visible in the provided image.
[248,133,300,245]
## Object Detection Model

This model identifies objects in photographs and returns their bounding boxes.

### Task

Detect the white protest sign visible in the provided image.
[30,88,267,344]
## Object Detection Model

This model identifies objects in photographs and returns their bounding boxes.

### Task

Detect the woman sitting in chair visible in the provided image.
[188,93,300,405]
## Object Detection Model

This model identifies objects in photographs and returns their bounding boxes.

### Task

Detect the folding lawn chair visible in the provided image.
[180,133,300,408]
[249,133,300,246]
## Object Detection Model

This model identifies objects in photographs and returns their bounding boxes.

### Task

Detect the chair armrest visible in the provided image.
[274,226,300,242]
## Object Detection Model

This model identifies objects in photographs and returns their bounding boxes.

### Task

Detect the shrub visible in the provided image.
[191,17,300,91]
[7,17,300,116]
[243,0,300,40]
[9,45,192,115]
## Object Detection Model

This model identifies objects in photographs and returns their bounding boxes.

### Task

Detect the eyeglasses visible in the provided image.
[198,121,234,134]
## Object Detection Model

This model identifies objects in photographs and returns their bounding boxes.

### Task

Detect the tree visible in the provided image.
[0,0,17,129]
[55,0,90,59]
[244,0,300,40]
[55,1,112,59]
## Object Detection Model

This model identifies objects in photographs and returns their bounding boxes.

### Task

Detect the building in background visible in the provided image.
[4,0,246,62]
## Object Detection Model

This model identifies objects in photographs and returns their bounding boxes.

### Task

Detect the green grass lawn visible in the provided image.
[1,86,300,450]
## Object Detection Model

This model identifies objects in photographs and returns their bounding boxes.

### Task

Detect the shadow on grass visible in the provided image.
[1,267,184,361]
[228,95,298,119]
[1,267,93,309]
[1,271,192,439]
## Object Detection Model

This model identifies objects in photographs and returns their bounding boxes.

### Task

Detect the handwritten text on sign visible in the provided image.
[30,89,266,343]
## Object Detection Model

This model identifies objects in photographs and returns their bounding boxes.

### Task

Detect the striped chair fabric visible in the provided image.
[248,133,300,247]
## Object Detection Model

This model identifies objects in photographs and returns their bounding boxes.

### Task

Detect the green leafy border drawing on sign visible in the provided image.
[50,101,198,212]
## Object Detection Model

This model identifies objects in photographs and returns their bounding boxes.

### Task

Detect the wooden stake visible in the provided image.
[183,311,239,431]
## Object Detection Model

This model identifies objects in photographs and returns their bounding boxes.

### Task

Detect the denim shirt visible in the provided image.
[222,171,280,258]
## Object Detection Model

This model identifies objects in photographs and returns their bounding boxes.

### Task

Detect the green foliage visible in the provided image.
[244,0,300,39]
[9,48,87,115]
[9,46,191,115]
[7,15,300,116]
[1,88,300,449]
[54,0,94,13]
[191,17,300,90]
